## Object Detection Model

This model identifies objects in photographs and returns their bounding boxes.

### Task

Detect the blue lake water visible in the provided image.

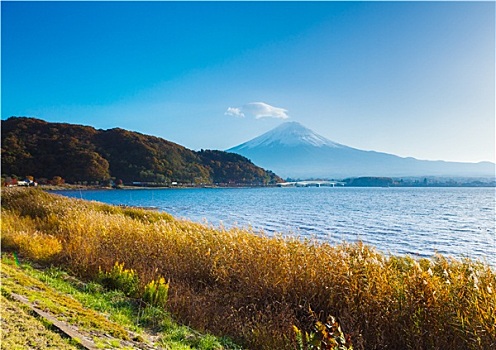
[55,187,496,266]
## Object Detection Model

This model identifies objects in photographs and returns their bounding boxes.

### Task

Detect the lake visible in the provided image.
[55,187,495,266]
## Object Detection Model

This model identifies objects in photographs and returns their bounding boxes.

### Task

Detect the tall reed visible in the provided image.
[2,188,494,349]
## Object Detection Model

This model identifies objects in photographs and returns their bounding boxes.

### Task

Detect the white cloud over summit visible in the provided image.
[225,102,289,119]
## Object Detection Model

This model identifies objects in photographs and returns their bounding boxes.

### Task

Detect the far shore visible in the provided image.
[39,181,496,191]
[38,183,281,191]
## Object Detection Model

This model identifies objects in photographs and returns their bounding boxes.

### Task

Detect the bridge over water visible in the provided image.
[277,181,345,187]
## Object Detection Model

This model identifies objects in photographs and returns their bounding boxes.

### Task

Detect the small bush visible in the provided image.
[98,262,139,297]
[2,229,62,263]
[143,277,169,308]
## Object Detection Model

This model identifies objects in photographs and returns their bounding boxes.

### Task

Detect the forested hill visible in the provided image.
[1,117,282,185]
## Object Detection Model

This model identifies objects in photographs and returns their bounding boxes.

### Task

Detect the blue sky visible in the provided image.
[2,1,494,163]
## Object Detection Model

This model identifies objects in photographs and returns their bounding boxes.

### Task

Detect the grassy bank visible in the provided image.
[1,188,495,349]
[1,255,240,350]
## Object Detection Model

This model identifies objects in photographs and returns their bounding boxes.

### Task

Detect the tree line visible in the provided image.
[1,117,282,186]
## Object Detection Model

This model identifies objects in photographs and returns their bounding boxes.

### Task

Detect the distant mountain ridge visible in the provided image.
[227,122,495,179]
[1,117,282,185]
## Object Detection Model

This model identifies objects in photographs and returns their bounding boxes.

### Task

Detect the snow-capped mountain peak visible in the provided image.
[232,122,345,149]
[227,121,495,179]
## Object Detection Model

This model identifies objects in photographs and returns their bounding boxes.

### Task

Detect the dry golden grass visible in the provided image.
[1,188,495,349]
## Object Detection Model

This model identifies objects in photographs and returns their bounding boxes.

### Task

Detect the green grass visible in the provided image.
[2,188,495,349]
[1,254,240,349]
[0,294,80,350]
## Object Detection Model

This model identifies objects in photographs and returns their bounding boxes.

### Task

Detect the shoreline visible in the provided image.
[38,182,496,192]
[2,188,495,349]
[39,183,281,191]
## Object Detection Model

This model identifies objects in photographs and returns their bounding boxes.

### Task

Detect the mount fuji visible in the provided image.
[227,122,495,179]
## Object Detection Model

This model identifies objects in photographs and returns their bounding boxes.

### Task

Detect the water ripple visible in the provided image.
[56,187,496,266]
